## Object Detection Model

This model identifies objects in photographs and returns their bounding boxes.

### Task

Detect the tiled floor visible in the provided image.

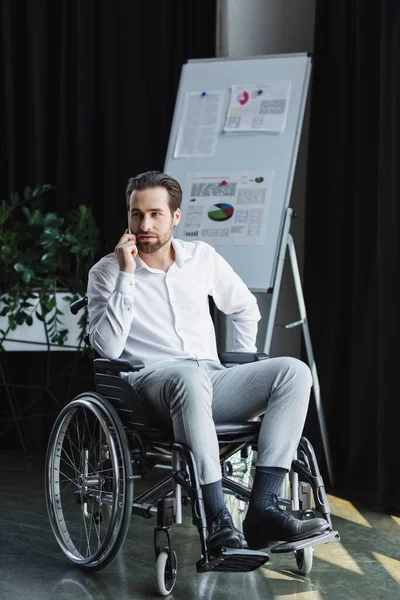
[1,451,399,600]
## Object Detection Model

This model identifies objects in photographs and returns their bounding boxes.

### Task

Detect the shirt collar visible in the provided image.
[134,237,192,272]
[172,238,192,268]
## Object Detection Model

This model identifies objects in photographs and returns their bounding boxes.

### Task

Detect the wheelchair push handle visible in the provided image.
[70,295,88,315]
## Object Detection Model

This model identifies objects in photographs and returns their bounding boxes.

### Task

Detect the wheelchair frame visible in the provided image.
[45,297,340,595]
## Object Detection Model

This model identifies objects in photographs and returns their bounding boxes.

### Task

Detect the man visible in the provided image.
[87,170,329,552]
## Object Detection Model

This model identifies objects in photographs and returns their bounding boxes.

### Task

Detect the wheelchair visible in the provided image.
[45,296,340,596]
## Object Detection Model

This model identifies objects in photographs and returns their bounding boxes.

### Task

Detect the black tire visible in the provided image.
[45,392,133,570]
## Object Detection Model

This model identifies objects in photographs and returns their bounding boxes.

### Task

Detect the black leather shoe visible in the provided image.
[207,508,245,553]
[243,495,330,550]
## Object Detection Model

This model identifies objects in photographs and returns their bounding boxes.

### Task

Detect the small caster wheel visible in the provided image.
[295,547,313,575]
[155,548,177,596]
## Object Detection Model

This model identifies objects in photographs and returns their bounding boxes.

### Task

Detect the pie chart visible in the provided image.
[237,90,249,106]
[208,203,234,222]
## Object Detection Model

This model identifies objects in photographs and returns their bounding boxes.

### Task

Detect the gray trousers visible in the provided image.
[123,357,313,485]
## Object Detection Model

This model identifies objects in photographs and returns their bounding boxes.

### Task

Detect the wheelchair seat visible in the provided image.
[141,421,261,442]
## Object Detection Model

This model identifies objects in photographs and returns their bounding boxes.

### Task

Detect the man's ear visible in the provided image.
[173,208,181,227]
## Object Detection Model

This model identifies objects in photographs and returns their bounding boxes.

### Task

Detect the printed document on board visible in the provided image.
[179,172,274,247]
[224,82,291,133]
[174,91,224,158]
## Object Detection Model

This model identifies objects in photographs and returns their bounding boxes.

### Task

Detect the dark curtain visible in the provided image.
[0,0,216,245]
[0,0,216,451]
[304,0,400,512]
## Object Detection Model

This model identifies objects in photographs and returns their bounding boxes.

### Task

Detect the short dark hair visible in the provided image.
[125,171,182,213]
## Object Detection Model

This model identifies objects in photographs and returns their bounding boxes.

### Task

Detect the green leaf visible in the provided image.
[21,301,34,308]
[35,311,45,322]
[48,296,57,309]
[14,263,25,273]
[15,312,26,325]
[22,206,31,220]
[0,204,13,225]
[31,209,43,225]
[26,315,33,326]
[22,270,32,283]
[1,246,12,258]
[24,186,32,201]
[65,232,77,244]
[43,213,57,226]
[43,227,62,239]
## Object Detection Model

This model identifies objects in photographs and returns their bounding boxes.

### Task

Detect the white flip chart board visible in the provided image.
[164,53,311,292]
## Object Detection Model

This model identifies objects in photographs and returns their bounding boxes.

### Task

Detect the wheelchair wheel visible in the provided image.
[155,548,177,596]
[224,446,255,518]
[295,547,313,575]
[45,393,133,570]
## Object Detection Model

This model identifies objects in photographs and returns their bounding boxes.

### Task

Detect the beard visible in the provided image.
[136,228,173,254]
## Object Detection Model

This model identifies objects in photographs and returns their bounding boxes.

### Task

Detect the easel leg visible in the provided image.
[264,208,294,354]
[287,234,335,487]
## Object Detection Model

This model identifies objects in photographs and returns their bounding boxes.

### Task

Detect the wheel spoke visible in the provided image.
[55,480,76,495]
[57,468,79,487]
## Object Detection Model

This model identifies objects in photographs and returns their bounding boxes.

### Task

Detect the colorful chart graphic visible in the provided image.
[237,91,249,106]
[208,203,234,222]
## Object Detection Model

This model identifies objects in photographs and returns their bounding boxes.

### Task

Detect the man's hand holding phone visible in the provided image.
[115,230,138,274]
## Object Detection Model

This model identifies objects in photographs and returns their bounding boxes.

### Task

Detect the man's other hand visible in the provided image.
[115,230,138,274]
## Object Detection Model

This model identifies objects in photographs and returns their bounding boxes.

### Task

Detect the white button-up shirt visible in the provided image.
[87,239,261,366]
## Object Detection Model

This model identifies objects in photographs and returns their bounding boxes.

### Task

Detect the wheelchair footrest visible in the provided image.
[197,548,269,573]
[270,529,340,553]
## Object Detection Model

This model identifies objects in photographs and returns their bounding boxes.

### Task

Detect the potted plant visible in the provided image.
[0,185,101,351]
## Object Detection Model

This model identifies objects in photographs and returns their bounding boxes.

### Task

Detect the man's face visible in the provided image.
[128,186,180,254]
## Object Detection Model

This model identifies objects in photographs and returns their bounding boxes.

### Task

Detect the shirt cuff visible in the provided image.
[115,271,135,296]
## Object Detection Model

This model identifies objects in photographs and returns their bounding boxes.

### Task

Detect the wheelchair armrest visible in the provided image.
[218,352,269,364]
[94,358,145,373]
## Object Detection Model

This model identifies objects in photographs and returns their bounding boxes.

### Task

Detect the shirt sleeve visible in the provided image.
[87,266,135,360]
[209,247,261,352]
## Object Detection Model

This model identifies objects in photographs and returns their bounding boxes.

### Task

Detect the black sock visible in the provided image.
[202,480,226,523]
[248,466,288,515]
